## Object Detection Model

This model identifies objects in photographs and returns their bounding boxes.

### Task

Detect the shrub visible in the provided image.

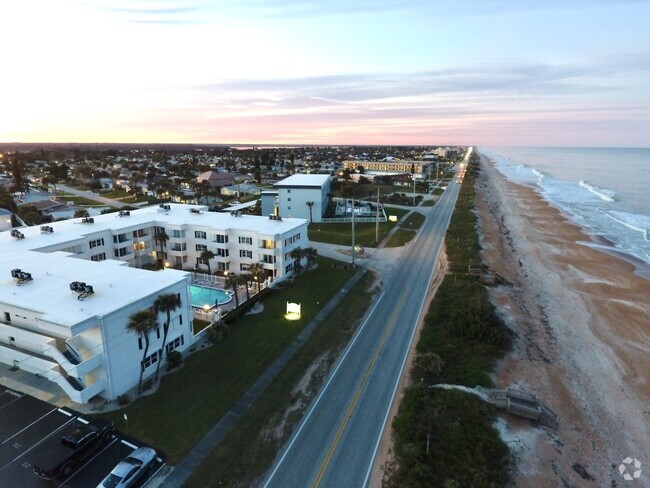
[166,351,183,371]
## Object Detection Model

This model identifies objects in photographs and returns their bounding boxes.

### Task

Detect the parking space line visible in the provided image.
[120,439,138,449]
[57,408,73,416]
[60,436,118,485]
[1,407,58,445]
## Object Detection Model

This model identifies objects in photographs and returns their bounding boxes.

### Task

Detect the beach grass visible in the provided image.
[386,157,512,487]
[97,257,356,464]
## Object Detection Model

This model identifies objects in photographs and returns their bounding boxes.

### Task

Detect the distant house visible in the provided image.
[197,171,234,189]
[220,183,261,197]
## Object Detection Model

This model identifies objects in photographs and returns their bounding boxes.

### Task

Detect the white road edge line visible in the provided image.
[262,290,386,488]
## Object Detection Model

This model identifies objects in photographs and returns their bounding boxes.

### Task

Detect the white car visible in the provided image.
[97,446,156,488]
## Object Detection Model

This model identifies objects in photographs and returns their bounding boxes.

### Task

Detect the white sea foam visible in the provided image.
[482,147,650,268]
[606,211,650,241]
[579,180,616,202]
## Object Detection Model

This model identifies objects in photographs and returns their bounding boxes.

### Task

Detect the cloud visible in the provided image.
[79,0,206,24]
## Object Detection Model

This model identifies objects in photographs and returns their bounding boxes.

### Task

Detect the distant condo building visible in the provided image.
[342,160,433,179]
[0,204,307,404]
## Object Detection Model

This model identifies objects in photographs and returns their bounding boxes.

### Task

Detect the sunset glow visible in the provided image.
[2,1,649,146]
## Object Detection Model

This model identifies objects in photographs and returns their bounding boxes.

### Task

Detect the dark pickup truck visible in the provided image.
[32,417,114,480]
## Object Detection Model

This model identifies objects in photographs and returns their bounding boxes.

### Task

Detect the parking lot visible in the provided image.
[0,385,164,488]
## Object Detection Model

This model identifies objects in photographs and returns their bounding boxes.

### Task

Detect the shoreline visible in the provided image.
[485,156,650,282]
[475,151,650,486]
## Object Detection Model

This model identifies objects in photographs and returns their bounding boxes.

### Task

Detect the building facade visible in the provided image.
[272,174,331,223]
[342,160,432,179]
[0,204,308,404]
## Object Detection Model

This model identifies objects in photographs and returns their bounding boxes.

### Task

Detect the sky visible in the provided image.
[1,0,649,147]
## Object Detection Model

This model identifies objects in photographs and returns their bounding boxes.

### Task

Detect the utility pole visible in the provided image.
[351,198,356,268]
[412,176,416,206]
[375,188,380,244]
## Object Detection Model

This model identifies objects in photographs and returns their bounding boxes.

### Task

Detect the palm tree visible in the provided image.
[305,247,318,270]
[153,293,181,381]
[126,308,158,394]
[154,229,169,263]
[200,249,215,274]
[289,247,303,273]
[306,201,314,223]
[248,262,265,293]
[224,272,240,309]
[241,273,252,301]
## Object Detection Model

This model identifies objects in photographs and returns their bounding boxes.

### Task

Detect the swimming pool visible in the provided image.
[189,285,234,309]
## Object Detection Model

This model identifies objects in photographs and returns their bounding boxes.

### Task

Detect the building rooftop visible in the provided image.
[0,204,307,253]
[274,174,330,188]
[0,250,188,328]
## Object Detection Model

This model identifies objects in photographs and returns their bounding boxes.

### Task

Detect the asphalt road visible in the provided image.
[262,150,470,488]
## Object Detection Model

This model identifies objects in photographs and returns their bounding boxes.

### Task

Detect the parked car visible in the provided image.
[97,446,157,488]
[33,418,114,479]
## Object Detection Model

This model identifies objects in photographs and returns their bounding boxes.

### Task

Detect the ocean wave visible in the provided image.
[606,211,650,241]
[579,180,616,202]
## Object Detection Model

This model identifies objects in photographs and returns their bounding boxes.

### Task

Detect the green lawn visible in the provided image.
[98,257,356,464]
[56,195,107,206]
[187,271,375,486]
[308,207,409,247]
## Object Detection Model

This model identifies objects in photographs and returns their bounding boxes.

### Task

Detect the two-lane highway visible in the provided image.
[262,149,471,488]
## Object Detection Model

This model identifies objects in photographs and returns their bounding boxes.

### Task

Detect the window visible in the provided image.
[217,262,230,272]
[196,244,207,252]
[287,197,291,202]
[262,254,276,264]
[89,238,104,249]
[238,236,252,245]
[91,252,106,262]
[195,231,207,239]
[240,263,251,271]
[172,229,185,238]
[133,229,146,238]
[142,351,158,369]
[172,243,187,251]
[214,234,228,243]
[166,336,185,354]
[114,247,130,257]
[240,249,252,259]
[287,189,291,193]
[113,233,129,243]
[216,248,229,257]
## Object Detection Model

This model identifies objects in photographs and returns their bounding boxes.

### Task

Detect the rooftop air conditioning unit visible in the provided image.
[81,217,94,224]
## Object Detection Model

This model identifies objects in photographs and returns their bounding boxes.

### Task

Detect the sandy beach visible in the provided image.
[475,152,650,486]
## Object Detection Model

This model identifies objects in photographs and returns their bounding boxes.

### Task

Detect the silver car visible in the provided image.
[97,446,156,488]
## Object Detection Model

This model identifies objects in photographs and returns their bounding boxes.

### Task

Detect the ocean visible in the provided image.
[479,147,650,271]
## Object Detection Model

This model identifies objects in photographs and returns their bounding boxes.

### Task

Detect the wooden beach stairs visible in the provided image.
[489,387,559,429]
[468,265,512,286]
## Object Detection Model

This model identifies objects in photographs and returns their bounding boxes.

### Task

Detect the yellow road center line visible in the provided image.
[311,288,409,488]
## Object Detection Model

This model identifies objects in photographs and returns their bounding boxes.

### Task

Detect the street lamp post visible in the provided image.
[351,198,356,268]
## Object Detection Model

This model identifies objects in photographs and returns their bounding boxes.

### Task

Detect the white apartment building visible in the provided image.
[0,204,308,404]
[263,174,331,223]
